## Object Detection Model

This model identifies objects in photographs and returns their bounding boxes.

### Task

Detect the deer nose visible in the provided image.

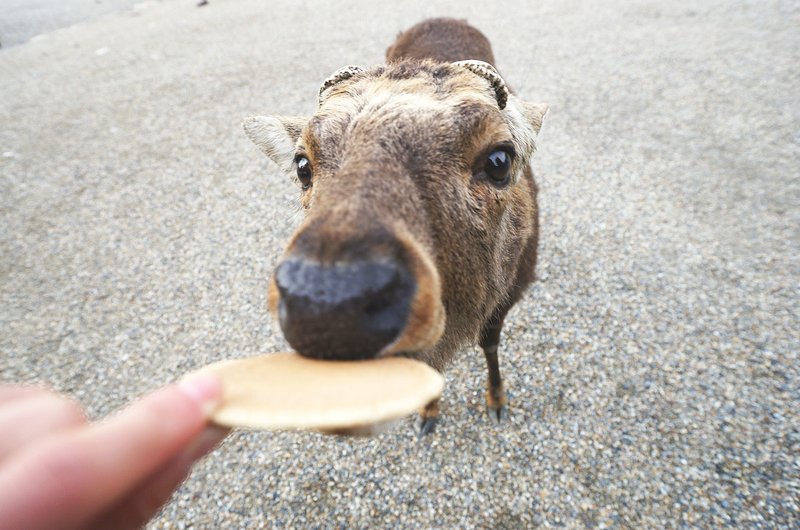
[274,258,415,360]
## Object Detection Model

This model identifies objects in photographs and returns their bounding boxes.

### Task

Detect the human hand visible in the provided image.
[0,375,228,530]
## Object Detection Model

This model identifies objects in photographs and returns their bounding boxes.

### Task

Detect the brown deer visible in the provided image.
[243,17,547,434]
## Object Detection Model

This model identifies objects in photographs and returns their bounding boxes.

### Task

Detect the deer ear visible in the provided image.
[504,96,549,160]
[242,116,308,173]
[518,101,549,135]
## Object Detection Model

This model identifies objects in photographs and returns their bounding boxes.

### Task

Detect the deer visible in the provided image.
[243,17,547,435]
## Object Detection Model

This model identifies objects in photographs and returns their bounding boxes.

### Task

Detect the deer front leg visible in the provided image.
[480,311,508,423]
[416,398,439,437]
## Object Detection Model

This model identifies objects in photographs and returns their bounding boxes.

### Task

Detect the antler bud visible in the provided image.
[319,65,365,106]
[452,60,509,109]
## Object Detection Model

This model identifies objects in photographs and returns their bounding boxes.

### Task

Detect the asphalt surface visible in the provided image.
[1,0,798,528]
[0,0,142,47]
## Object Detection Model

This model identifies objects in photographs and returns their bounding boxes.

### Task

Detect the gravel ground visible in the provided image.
[1,0,798,528]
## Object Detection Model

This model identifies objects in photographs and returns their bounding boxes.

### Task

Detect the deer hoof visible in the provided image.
[416,415,439,438]
[486,403,508,424]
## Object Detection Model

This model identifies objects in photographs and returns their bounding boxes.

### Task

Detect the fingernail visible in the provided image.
[178,373,222,417]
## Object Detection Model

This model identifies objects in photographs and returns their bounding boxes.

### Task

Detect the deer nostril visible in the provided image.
[274,258,415,359]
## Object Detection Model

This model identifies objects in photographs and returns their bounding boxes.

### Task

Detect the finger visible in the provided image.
[0,374,221,530]
[89,426,229,530]
[0,384,49,405]
[0,393,86,461]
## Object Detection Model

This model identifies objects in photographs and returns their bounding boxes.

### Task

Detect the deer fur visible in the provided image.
[244,17,547,429]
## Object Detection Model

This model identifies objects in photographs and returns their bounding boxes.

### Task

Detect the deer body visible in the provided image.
[244,18,547,432]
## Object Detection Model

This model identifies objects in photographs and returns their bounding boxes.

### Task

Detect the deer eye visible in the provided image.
[484,149,512,183]
[295,156,312,190]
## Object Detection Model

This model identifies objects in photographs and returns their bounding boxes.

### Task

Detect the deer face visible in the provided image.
[245,60,546,363]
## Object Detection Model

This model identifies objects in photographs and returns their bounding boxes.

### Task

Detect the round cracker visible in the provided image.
[187,353,443,434]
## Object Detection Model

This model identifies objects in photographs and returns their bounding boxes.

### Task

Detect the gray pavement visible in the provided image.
[1,0,798,527]
[0,0,142,47]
